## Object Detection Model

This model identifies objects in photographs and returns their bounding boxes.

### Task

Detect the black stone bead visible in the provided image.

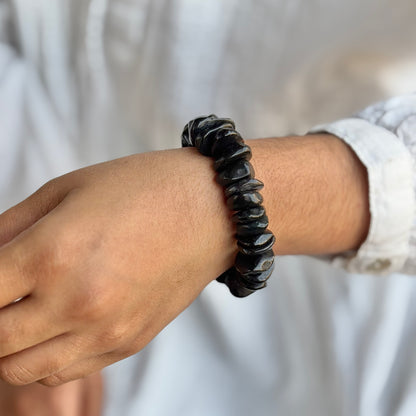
[240,266,274,289]
[197,122,235,156]
[235,215,269,237]
[217,267,255,298]
[235,249,274,276]
[213,143,252,171]
[237,230,275,253]
[211,130,244,158]
[228,281,256,297]
[224,268,256,297]
[197,115,235,132]
[226,191,263,211]
[232,206,265,223]
[216,160,255,186]
[181,116,208,147]
[225,178,264,199]
[182,115,236,155]
[236,272,267,290]
[216,267,232,283]
[237,237,275,256]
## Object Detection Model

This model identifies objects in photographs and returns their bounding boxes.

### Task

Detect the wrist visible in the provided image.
[180,147,238,281]
[153,147,237,286]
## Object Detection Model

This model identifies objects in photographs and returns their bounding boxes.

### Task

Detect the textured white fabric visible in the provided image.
[355,95,416,274]
[310,113,416,275]
[0,1,416,415]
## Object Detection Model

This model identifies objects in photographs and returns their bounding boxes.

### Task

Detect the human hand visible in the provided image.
[0,372,103,415]
[0,148,236,386]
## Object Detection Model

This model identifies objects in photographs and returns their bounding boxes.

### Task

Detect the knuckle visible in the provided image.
[17,240,61,286]
[39,373,67,387]
[87,307,109,326]
[20,234,73,287]
[101,323,130,348]
[7,245,37,290]
[43,356,64,376]
[0,363,36,386]
[37,178,58,195]
[0,327,16,353]
[83,294,107,321]
[71,294,104,322]
[28,179,63,220]
[39,235,70,275]
[67,280,111,323]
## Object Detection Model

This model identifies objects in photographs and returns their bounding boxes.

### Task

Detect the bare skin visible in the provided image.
[0,372,102,415]
[0,134,369,413]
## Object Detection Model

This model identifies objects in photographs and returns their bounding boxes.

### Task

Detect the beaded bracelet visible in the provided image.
[181,115,275,297]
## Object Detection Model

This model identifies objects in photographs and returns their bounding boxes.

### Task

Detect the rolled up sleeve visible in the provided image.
[309,93,416,275]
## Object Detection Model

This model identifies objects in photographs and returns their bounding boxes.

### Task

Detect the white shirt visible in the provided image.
[0,1,415,415]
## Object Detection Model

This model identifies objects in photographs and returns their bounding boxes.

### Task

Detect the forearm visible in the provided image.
[247,134,370,256]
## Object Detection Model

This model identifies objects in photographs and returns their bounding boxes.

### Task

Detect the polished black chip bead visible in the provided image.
[216,267,255,297]
[227,191,263,211]
[236,215,269,237]
[238,240,275,256]
[232,206,265,223]
[225,178,264,199]
[228,278,256,297]
[181,116,208,147]
[235,249,274,276]
[211,129,244,158]
[213,142,252,171]
[216,159,255,186]
[226,270,256,298]
[197,115,235,132]
[237,230,275,255]
[238,230,275,249]
[182,115,235,155]
[240,267,274,289]
[197,122,235,156]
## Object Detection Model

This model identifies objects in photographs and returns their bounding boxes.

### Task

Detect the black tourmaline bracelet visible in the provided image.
[181,115,276,297]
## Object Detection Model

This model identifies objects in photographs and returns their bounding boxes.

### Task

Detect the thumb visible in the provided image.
[0,179,71,247]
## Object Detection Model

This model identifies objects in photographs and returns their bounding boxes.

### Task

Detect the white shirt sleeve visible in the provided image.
[309,93,416,275]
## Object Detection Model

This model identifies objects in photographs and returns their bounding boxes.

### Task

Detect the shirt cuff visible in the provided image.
[309,118,415,275]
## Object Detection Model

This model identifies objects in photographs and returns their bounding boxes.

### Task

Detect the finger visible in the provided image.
[0,333,96,386]
[0,297,67,358]
[81,372,104,416]
[0,181,73,307]
[0,187,82,308]
[0,179,71,247]
[39,353,118,387]
[38,309,181,387]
